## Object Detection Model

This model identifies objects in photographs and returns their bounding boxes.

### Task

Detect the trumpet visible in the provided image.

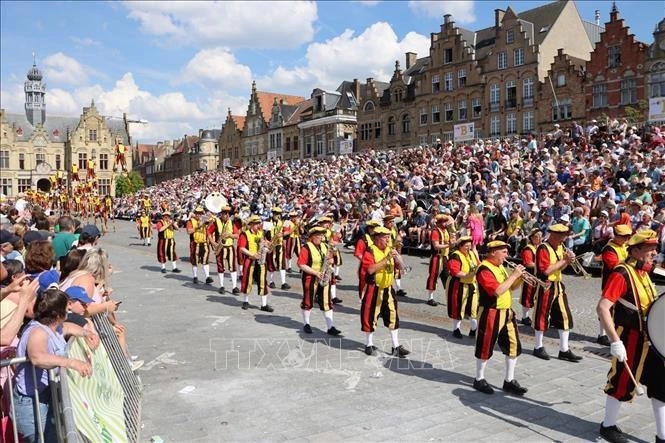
[565,249,592,280]
[391,248,412,273]
[505,261,551,290]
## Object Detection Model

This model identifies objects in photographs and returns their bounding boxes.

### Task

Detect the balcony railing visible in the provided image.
[490,102,500,112]
[505,99,517,109]
[522,97,534,107]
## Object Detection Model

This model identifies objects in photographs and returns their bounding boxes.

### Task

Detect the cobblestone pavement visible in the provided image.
[104,221,663,442]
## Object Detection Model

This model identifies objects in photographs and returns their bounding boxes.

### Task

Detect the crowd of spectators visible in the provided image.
[112,121,664,263]
[0,208,135,442]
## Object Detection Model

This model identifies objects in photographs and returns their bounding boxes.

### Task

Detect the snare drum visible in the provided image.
[646,294,665,360]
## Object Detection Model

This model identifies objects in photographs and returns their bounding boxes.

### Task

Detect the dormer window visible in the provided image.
[506,29,514,44]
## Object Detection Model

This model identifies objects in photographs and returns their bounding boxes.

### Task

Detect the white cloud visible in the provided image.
[71,36,101,47]
[0,83,24,112]
[43,52,91,85]
[180,47,252,89]
[124,1,318,49]
[408,0,476,23]
[260,22,430,93]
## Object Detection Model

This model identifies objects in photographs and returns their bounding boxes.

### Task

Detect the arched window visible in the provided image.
[402,114,410,134]
[388,117,396,136]
[363,101,375,112]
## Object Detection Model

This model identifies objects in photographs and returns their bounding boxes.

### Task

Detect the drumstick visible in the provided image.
[622,361,645,396]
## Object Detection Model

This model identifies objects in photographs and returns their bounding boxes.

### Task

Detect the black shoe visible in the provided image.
[656,434,664,443]
[335,275,342,281]
[161,268,167,273]
[327,327,342,336]
[260,305,274,313]
[364,345,377,356]
[533,347,550,360]
[303,324,313,334]
[452,329,463,339]
[172,268,182,273]
[558,349,583,362]
[241,302,249,310]
[599,423,628,443]
[502,379,528,396]
[392,345,410,358]
[269,282,276,289]
[205,277,214,285]
[396,289,407,297]
[286,268,294,273]
[473,378,494,395]
[521,317,532,327]
[597,335,611,346]
[332,298,343,304]
[427,299,439,307]
[193,277,199,284]
[469,329,476,338]
[218,287,225,294]
[232,287,240,294]
[281,283,291,290]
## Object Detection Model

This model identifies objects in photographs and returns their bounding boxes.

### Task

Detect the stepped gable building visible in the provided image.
[646,18,665,101]
[298,80,360,158]
[1,60,131,197]
[241,81,304,164]
[219,109,245,168]
[584,4,648,121]
[356,0,597,147]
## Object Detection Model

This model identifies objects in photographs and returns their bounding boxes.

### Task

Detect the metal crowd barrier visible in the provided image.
[91,313,143,443]
[1,315,143,443]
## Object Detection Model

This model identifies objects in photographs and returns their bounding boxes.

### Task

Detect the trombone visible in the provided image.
[566,249,592,280]
[505,261,551,290]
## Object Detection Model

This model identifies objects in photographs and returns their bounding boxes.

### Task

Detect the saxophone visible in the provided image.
[319,248,334,286]
[258,239,269,266]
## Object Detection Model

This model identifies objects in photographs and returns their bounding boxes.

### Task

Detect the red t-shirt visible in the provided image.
[536,246,553,274]
[297,246,311,267]
[602,271,628,302]
[601,248,620,270]
[477,268,499,297]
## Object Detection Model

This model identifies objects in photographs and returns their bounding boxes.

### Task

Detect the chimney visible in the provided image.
[443,14,451,25]
[352,78,360,101]
[495,9,505,28]
[366,77,373,85]
[594,9,600,25]
[405,52,417,69]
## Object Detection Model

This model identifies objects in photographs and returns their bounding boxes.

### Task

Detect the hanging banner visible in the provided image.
[648,97,665,122]
[453,123,474,142]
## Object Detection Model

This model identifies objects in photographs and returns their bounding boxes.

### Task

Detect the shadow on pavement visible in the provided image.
[206,294,244,308]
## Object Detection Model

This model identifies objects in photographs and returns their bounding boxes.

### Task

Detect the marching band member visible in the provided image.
[137,210,152,246]
[354,220,380,298]
[186,207,213,285]
[71,163,80,182]
[446,236,480,338]
[319,216,341,304]
[114,142,128,172]
[473,240,528,396]
[267,207,290,290]
[532,224,582,362]
[297,226,341,335]
[156,213,181,273]
[597,230,664,443]
[87,158,95,180]
[426,214,452,307]
[104,195,115,233]
[142,194,152,214]
[519,228,542,326]
[237,215,273,312]
[360,226,409,358]
[284,211,302,272]
[597,224,632,347]
[208,205,239,294]
[384,215,406,297]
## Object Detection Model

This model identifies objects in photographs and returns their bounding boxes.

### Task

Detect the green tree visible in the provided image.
[115,171,145,196]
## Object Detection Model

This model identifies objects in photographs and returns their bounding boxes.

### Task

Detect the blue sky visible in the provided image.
[0,1,661,143]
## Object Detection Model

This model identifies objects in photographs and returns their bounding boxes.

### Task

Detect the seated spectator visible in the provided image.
[565,208,591,251]
[12,288,92,442]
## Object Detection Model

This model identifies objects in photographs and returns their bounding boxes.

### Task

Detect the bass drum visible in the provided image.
[646,293,665,360]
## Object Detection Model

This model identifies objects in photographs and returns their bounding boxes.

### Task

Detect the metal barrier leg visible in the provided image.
[31,365,45,443]
[7,364,20,443]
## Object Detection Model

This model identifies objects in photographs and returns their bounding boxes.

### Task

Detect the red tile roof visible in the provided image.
[256,91,305,124]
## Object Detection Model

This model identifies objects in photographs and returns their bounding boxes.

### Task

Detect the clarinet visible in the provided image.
[320,251,333,286]
[258,242,269,266]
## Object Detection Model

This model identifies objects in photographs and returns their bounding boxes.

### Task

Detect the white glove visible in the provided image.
[610,340,627,362]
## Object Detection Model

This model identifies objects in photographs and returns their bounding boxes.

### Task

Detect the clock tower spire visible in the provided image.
[25,54,46,127]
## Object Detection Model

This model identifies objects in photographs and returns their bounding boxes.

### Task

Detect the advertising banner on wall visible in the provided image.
[453,123,475,142]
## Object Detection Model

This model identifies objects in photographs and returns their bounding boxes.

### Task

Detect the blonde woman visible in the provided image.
[59,248,129,355]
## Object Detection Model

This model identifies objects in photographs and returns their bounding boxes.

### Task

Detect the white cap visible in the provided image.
[576,197,586,205]
[560,214,570,222]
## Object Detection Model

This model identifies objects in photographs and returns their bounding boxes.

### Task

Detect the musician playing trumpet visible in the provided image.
[284,211,302,273]
[318,216,341,304]
[297,227,341,336]
[532,223,582,362]
[156,212,181,274]
[473,240,528,396]
[385,215,406,297]
[519,228,543,326]
[208,205,239,295]
[237,215,273,312]
[446,236,480,338]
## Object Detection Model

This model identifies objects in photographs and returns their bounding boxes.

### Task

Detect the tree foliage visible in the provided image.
[115,171,145,196]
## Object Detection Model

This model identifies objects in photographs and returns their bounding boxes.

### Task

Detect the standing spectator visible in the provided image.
[51,216,76,266]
